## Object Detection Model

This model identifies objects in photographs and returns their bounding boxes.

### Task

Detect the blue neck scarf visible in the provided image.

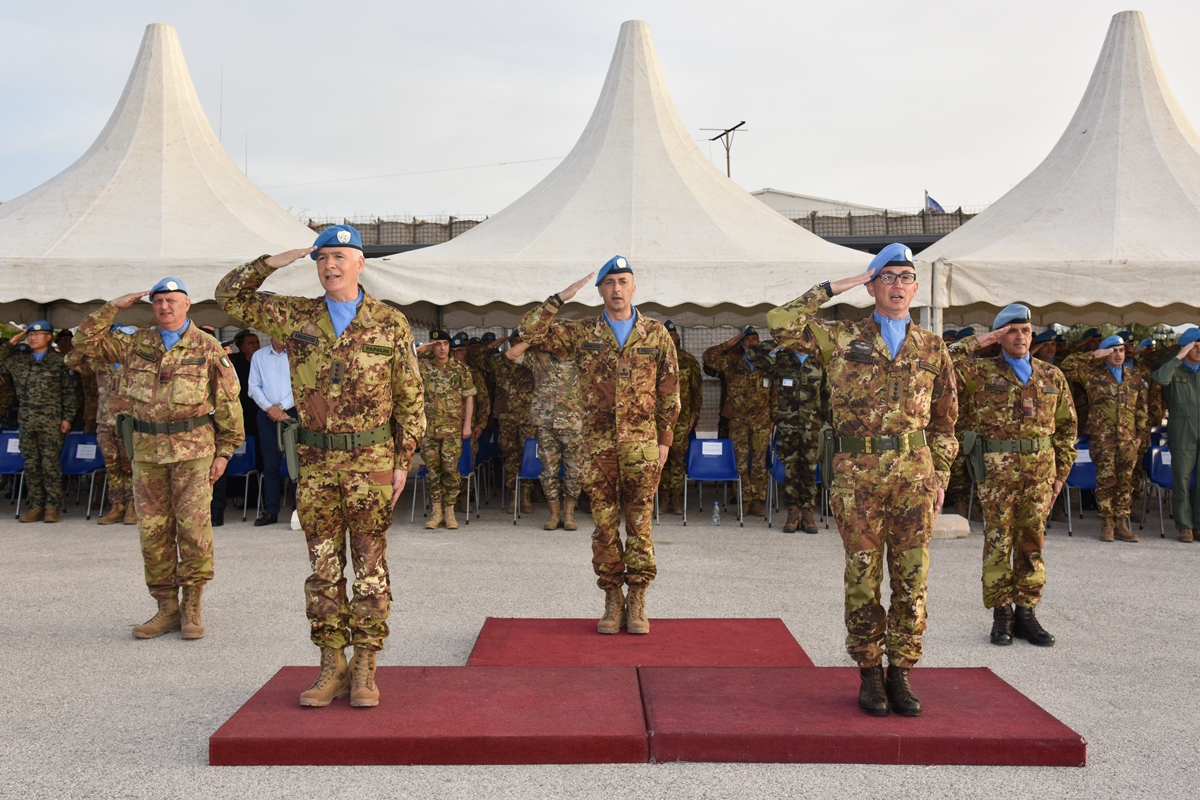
[1003,353,1033,386]
[795,352,809,364]
[326,287,364,338]
[743,353,755,372]
[873,311,909,359]
[32,350,46,362]
[604,307,637,348]
[158,319,191,351]
[1107,364,1123,384]
[1183,360,1200,373]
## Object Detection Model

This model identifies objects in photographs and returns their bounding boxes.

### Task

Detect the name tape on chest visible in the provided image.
[918,361,940,376]
[180,357,206,366]
[845,339,876,365]
[363,344,393,356]
[637,347,659,355]
[291,331,320,346]
[1041,385,1060,394]
[582,342,605,351]
[136,350,158,363]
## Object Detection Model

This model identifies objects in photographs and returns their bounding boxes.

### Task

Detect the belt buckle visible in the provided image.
[1019,440,1031,453]
[329,433,349,450]
[879,437,897,451]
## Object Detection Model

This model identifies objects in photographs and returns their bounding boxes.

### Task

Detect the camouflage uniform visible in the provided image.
[951,336,1077,610]
[521,347,584,502]
[767,286,958,668]
[492,354,537,495]
[216,257,424,652]
[660,345,703,506]
[746,341,828,511]
[0,341,77,510]
[64,352,133,508]
[702,340,774,505]
[1061,353,1148,523]
[74,311,243,599]
[418,358,475,506]
[520,300,679,588]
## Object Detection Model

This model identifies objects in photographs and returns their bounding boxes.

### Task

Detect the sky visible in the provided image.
[3,0,1200,220]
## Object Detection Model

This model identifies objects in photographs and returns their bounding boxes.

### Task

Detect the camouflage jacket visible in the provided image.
[950,336,1077,483]
[464,343,498,414]
[745,340,828,427]
[215,256,425,472]
[520,348,584,431]
[466,363,491,430]
[1135,356,1166,429]
[676,348,703,432]
[64,351,131,426]
[1060,352,1149,440]
[74,311,243,464]
[766,285,959,487]
[491,353,534,420]
[418,358,476,439]
[702,340,774,421]
[0,340,78,429]
[519,299,680,445]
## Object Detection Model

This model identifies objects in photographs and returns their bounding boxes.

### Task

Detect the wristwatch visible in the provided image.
[819,281,833,298]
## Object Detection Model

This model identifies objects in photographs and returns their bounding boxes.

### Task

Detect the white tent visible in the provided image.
[919,10,1200,327]
[272,20,870,328]
[0,23,319,326]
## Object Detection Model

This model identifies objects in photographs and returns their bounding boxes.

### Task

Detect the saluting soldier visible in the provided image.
[489,334,537,514]
[216,225,425,709]
[1151,328,1200,542]
[950,304,1076,648]
[658,320,702,515]
[450,332,490,513]
[767,243,958,718]
[75,280,244,639]
[519,256,679,635]
[416,329,475,530]
[0,320,78,523]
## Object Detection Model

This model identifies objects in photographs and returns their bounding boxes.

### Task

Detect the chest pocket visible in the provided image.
[170,366,208,406]
[123,360,158,404]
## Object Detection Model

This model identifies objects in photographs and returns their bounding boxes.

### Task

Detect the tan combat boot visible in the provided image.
[98,502,125,525]
[1179,528,1194,543]
[562,499,579,531]
[299,648,350,707]
[544,499,561,530]
[597,586,625,634]
[1100,517,1115,542]
[424,501,444,530]
[1114,517,1139,543]
[782,505,801,533]
[349,648,380,707]
[520,484,534,514]
[625,584,650,635]
[43,507,60,523]
[123,503,138,525]
[800,506,818,534]
[180,584,205,639]
[18,507,44,523]
[749,499,765,517]
[443,500,459,530]
[133,593,181,639]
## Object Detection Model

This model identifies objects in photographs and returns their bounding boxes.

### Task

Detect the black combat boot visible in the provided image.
[990,604,1015,646]
[1013,605,1056,646]
[857,666,889,716]
[885,665,922,716]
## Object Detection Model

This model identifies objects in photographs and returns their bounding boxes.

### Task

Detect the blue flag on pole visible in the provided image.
[925,194,945,213]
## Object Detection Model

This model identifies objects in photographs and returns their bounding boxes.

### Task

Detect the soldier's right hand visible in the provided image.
[975,326,1010,349]
[559,272,596,302]
[264,248,317,269]
[111,291,150,309]
[1091,347,1116,359]
[828,270,876,296]
[9,329,26,344]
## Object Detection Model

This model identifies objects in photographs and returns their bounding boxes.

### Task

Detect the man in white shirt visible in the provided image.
[248,336,296,525]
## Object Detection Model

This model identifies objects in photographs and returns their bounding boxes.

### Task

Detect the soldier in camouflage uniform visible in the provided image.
[490,334,537,514]
[416,329,475,530]
[950,304,1076,648]
[1061,335,1149,543]
[451,333,490,512]
[0,320,77,523]
[506,339,585,530]
[216,225,424,709]
[59,331,99,433]
[65,340,136,525]
[76,279,243,641]
[746,338,828,533]
[767,243,957,718]
[659,320,702,515]
[519,256,679,636]
[703,326,774,517]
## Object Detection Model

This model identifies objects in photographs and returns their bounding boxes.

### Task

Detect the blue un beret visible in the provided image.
[1099,335,1124,350]
[959,327,975,338]
[664,320,677,332]
[310,225,363,260]
[993,303,1031,329]
[1032,329,1056,345]
[150,277,187,298]
[450,333,468,349]
[26,320,53,333]
[595,255,633,286]
[1178,328,1200,348]
[1081,328,1100,340]
[867,243,914,278]
[1137,338,1153,349]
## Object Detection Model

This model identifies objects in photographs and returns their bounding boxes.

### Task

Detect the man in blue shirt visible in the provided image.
[248,336,296,525]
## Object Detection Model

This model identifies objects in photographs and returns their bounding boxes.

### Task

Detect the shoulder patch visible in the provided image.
[844,339,876,364]
[918,361,940,375]
[582,342,605,351]
[637,347,659,355]
[220,356,232,369]
[136,350,158,363]
[363,344,394,356]
[291,331,319,346]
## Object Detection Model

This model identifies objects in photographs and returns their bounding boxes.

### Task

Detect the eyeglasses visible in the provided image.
[873,272,917,285]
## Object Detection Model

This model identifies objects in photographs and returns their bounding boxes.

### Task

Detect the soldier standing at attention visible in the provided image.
[519,256,679,635]
[1061,335,1148,543]
[1151,328,1200,543]
[75,280,243,638]
[949,305,1076,648]
[451,333,489,513]
[659,320,702,515]
[216,225,424,709]
[703,326,774,517]
[416,329,475,530]
[0,320,77,523]
[767,243,957,718]
[489,333,537,514]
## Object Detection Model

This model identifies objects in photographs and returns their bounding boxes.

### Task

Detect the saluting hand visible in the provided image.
[559,272,596,302]
[975,326,1010,349]
[828,269,876,296]
[264,248,317,269]
[1091,346,1117,359]
[111,291,150,309]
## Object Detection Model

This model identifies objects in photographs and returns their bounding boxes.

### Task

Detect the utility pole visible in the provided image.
[701,121,746,178]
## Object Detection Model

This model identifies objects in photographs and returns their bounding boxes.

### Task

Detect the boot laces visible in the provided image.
[352,653,376,690]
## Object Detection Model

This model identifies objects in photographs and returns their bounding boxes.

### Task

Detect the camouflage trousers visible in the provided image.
[947,451,972,503]
[659,423,691,499]
[97,423,132,504]
[1168,439,1200,530]
[499,416,537,491]
[420,434,462,505]
[729,417,771,502]
[1090,427,1140,520]
[537,425,583,501]
[131,456,215,600]
[296,466,394,651]
[583,438,661,590]
[776,419,821,508]
[18,422,64,509]
[828,448,935,669]
[978,452,1054,609]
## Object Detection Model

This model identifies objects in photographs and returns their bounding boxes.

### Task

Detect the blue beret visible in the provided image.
[1099,335,1124,349]
[1117,330,1133,341]
[867,243,914,277]
[310,225,363,259]
[959,327,975,338]
[1032,329,1056,344]
[13,343,30,353]
[1179,328,1200,347]
[992,303,1031,329]
[150,277,187,298]
[664,320,677,332]
[450,333,468,348]
[26,320,53,333]
[1137,338,1153,349]
[742,325,758,336]
[1082,328,1099,339]
[595,255,633,285]
[480,332,497,342]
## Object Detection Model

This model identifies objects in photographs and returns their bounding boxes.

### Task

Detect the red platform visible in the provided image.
[466,617,814,667]
[639,666,1086,766]
[209,666,648,765]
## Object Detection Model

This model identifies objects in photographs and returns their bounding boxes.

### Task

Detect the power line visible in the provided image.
[261,156,565,189]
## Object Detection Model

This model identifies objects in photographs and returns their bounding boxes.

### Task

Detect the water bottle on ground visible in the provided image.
[712,501,721,526]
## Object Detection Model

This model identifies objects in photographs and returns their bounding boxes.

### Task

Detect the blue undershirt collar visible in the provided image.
[326,287,364,338]
[32,351,46,362]
[873,311,909,360]
[604,307,637,348]
[1182,361,1200,374]
[1003,353,1033,386]
[1107,364,1124,384]
[795,352,808,364]
[158,319,191,351]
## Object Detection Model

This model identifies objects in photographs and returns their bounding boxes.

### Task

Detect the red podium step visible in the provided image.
[210,666,648,766]
[639,666,1086,766]
[467,618,814,667]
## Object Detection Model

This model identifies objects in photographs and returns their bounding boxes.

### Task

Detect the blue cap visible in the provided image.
[664,320,677,332]
[26,320,53,333]
[1178,328,1200,347]
[867,243,914,278]
[1032,329,1056,344]
[310,225,363,259]
[150,277,187,298]
[1137,338,1153,349]
[1099,335,1124,349]
[992,303,1031,329]
[480,332,497,342]
[1081,328,1100,340]
[959,327,975,338]
[742,326,758,336]
[595,255,633,285]
[1117,330,1133,341]
[450,333,468,349]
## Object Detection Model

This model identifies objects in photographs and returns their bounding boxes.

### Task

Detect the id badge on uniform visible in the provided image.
[1022,397,1035,418]
[617,358,631,378]
[782,378,794,387]
[762,377,770,388]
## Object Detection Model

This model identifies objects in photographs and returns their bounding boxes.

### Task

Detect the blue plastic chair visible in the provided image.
[410,465,429,523]
[765,440,786,528]
[224,435,259,521]
[0,431,26,517]
[1141,446,1194,538]
[683,437,742,527]
[513,438,543,524]
[60,432,106,519]
[1149,426,1169,447]
[1063,437,1096,537]
[459,437,480,524]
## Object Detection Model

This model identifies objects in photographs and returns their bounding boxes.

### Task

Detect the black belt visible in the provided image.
[132,416,211,435]
[297,424,392,451]
[835,430,927,455]
[985,436,1052,453]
